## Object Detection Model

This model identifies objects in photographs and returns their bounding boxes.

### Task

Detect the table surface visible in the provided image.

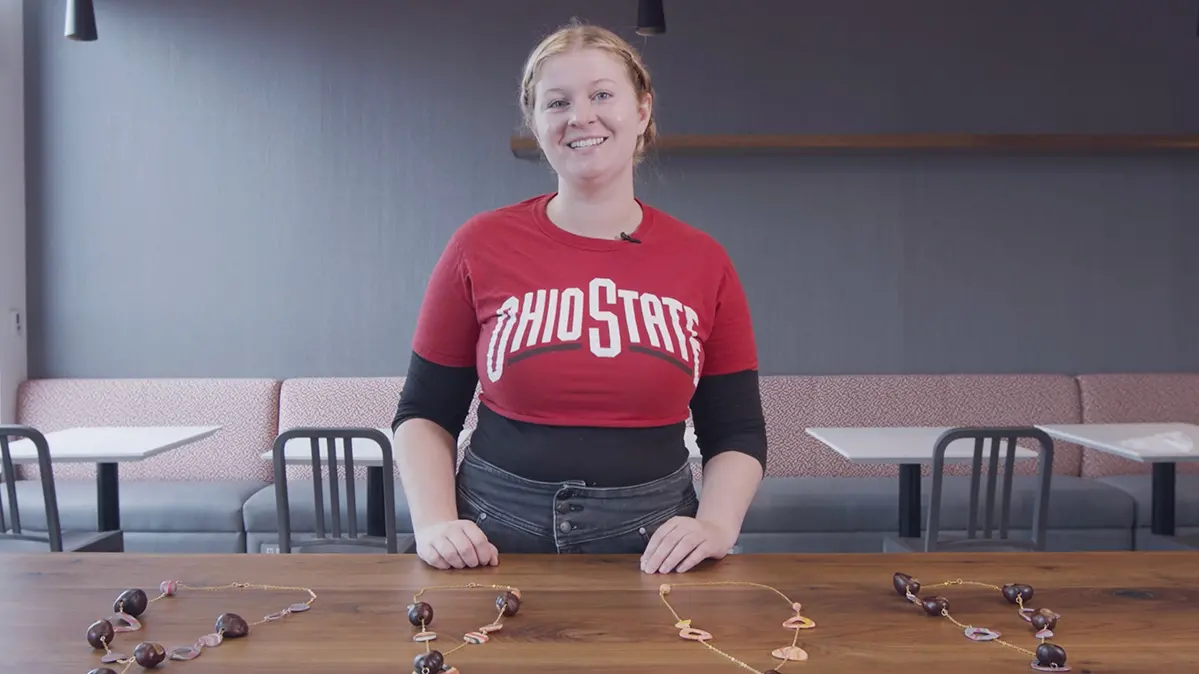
[4,551,1193,673]
[2,425,222,463]
[1037,422,1199,463]
[805,426,1037,463]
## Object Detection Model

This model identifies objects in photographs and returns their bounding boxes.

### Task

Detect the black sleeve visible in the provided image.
[391,351,479,440]
[688,369,768,473]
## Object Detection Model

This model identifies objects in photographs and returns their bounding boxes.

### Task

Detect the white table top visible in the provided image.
[2,426,222,464]
[805,426,1038,464]
[1036,422,1199,463]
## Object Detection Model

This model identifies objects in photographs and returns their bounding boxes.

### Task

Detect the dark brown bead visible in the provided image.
[215,612,249,638]
[1030,609,1058,631]
[921,596,949,616]
[496,591,520,616]
[892,572,920,596]
[87,619,115,649]
[407,601,434,627]
[1035,643,1067,667]
[1001,583,1034,604]
[413,649,444,673]
[114,589,148,617]
[87,669,117,674]
[133,642,166,668]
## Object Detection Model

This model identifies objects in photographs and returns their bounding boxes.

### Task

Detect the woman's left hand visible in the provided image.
[640,516,735,574]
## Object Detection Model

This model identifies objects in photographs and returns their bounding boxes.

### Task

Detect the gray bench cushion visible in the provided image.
[5,479,266,533]
[1095,473,1199,528]
[736,475,1136,533]
[242,479,414,534]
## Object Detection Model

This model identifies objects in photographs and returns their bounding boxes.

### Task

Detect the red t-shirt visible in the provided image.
[411,193,758,429]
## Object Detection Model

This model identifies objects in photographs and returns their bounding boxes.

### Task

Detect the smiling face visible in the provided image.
[531,48,651,185]
[520,25,656,189]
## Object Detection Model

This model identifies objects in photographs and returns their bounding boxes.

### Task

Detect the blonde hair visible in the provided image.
[519,20,657,162]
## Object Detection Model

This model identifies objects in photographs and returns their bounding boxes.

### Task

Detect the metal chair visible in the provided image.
[886,426,1055,553]
[0,425,123,552]
[272,427,398,553]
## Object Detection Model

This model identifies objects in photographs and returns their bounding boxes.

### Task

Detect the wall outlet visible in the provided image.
[259,543,279,554]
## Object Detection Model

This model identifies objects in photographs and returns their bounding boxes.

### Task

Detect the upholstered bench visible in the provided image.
[722,374,1137,553]
[1074,373,1199,548]
[241,377,432,553]
[11,378,281,552]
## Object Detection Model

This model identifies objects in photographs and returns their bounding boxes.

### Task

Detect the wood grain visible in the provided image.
[509,133,1199,158]
[3,551,1195,673]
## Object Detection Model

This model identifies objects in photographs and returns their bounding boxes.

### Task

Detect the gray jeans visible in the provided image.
[454,448,699,554]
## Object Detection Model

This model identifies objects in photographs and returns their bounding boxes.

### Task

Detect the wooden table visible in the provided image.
[805,427,1037,540]
[4,551,1194,673]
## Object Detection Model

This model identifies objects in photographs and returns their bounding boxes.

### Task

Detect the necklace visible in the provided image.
[892,572,1070,671]
[84,579,317,674]
[406,581,523,674]
[658,581,816,673]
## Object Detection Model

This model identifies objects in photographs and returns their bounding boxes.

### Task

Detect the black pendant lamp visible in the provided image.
[636,0,665,35]
[65,0,98,41]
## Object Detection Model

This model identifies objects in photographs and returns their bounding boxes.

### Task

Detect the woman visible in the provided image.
[392,20,766,574]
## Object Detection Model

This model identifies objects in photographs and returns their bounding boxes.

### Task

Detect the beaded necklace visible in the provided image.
[85,580,317,674]
[659,581,816,673]
[893,572,1070,671]
[406,581,523,674]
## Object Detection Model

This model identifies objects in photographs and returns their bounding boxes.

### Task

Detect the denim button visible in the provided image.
[556,501,570,514]
[558,521,572,533]
[557,489,573,499]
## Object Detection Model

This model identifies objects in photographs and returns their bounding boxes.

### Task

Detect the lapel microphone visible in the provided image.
[620,232,642,244]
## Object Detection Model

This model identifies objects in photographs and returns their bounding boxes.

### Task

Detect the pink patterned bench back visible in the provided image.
[1077,373,1199,477]
[760,374,1084,478]
[276,377,480,481]
[16,378,281,482]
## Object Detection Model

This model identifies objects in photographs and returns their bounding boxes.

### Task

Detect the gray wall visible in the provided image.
[23,0,1199,379]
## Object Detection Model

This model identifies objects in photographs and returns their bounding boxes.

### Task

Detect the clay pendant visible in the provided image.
[676,620,712,642]
[195,633,223,648]
[413,631,437,642]
[1035,628,1054,639]
[783,615,816,629]
[100,653,126,663]
[964,627,1001,641]
[464,631,489,644]
[169,646,201,661]
[771,646,808,661]
[478,623,503,633]
[108,613,141,632]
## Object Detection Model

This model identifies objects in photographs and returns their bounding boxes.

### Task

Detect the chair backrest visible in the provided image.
[0,425,64,552]
[925,426,1055,553]
[271,427,397,553]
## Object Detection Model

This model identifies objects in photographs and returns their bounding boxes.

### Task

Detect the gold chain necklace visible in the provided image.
[659,581,816,673]
[893,572,1070,671]
[406,581,523,674]
[85,580,317,673]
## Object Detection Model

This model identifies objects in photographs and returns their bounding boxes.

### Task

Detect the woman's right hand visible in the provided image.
[413,519,499,569]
